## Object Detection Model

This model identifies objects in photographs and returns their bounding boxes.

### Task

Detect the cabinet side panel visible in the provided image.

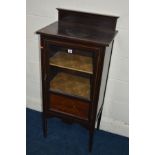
[97,42,113,115]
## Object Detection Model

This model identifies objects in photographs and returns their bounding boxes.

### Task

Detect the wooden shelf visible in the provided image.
[49,52,93,74]
[50,72,90,100]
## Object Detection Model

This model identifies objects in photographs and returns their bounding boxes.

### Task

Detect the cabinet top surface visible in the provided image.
[36,8,118,46]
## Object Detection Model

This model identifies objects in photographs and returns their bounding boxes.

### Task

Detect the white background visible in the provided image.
[0,0,155,155]
[26,0,129,137]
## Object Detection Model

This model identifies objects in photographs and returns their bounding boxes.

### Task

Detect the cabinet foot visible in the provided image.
[43,117,48,137]
[89,128,94,152]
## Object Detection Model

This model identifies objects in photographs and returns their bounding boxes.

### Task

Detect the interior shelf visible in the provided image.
[49,52,93,74]
[50,72,90,100]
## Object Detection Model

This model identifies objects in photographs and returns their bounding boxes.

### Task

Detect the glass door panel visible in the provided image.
[46,43,94,101]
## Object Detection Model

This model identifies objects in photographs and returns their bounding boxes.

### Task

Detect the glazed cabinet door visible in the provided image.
[43,39,100,122]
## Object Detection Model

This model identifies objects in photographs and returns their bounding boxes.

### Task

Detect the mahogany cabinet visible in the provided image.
[36,8,119,152]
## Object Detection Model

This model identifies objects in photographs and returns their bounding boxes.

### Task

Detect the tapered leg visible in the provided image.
[89,128,94,152]
[43,117,48,137]
[97,110,103,130]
